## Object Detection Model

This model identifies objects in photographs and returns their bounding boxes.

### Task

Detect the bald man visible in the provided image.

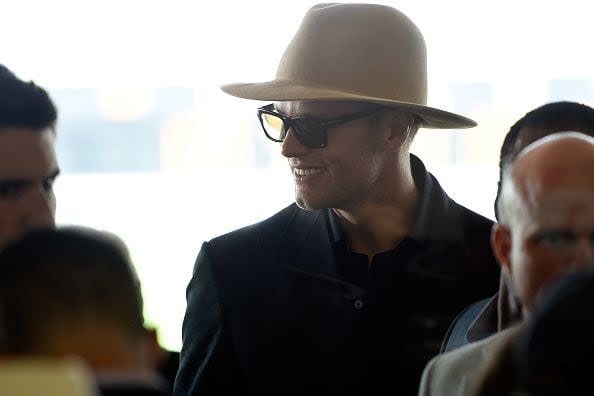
[418,131,594,396]
[441,101,594,353]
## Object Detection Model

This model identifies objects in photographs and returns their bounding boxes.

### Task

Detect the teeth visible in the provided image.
[294,168,323,176]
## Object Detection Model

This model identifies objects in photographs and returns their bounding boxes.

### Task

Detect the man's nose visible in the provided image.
[281,128,309,158]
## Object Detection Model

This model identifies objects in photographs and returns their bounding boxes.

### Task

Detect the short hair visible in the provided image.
[407,114,422,142]
[494,101,594,221]
[376,106,421,143]
[512,268,594,395]
[0,226,145,354]
[0,64,58,131]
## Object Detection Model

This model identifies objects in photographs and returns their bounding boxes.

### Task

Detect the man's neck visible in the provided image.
[332,167,418,262]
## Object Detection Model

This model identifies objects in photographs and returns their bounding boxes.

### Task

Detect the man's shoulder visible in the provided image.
[445,325,517,360]
[207,203,323,254]
[209,203,312,245]
[429,325,521,379]
[421,326,522,395]
[194,203,329,295]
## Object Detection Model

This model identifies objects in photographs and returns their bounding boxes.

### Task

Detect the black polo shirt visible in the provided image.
[326,154,489,394]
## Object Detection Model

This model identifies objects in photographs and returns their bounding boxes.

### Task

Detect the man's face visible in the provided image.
[495,178,594,314]
[0,127,59,248]
[276,100,398,211]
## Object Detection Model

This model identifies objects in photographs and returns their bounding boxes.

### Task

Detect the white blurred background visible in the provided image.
[2,0,593,350]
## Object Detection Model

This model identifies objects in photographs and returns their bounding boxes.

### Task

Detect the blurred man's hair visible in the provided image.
[0,64,57,131]
[494,101,594,220]
[0,226,145,354]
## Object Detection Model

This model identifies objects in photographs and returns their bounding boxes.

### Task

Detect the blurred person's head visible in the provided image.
[495,101,594,220]
[474,268,594,396]
[512,268,594,396]
[492,132,594,316]
[0,226,153,374]
[0,64,59,248]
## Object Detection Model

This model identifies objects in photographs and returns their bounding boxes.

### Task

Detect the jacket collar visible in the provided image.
[281,206,366,298]
[408,154,465,242]
[282,206,339,277]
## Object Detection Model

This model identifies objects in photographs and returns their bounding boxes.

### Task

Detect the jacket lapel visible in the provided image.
[281,207,365,299]
[271,207,365,383]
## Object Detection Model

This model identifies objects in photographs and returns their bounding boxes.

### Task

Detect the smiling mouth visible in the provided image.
[293,167,325,179]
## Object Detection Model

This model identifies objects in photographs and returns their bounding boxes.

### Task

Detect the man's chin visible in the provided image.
[295,196,327,211]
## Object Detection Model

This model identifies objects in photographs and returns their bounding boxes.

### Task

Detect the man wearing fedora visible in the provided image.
[174,3,499,395]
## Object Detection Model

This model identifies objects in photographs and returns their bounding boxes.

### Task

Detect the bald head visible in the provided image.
[498,132,594,223]
[493,132,594,315]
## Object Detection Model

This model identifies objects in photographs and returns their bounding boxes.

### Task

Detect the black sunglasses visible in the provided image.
[256,104,384,149]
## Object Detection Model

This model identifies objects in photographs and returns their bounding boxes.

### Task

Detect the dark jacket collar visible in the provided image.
[282,207,366,298]
[408,154,466,242]
[283,206,339,277]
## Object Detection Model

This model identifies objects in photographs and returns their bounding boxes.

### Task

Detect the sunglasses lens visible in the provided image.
[260,113,287,142]
[292,119,325,148]
[259,108,326,148]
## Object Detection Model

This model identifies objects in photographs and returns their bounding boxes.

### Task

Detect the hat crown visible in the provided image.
[221,2,476,129]
[276,3,428,105]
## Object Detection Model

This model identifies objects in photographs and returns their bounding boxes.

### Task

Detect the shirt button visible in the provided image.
[354,299,363,310]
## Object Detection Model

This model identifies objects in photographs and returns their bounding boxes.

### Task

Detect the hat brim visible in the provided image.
[222,80,476,129]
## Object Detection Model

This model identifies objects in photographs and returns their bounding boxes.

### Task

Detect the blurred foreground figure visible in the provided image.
[473,268,594,396]
[511,268,594,396]
[0,226,170,396]
[0,358,99,396]
[419,132,594,395]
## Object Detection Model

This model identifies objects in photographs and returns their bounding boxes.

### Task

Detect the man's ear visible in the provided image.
[380,110,415,152]
[492,223,512,278]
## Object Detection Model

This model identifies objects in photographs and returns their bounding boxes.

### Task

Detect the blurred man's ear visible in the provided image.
[491,223,512,277]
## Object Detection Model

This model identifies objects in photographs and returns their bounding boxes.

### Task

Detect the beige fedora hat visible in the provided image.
[222,3,476,129]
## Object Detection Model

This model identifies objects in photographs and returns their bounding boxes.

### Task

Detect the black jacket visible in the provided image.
[174,157,500,395]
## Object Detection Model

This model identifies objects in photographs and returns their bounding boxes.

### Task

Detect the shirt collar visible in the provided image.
[327,207,343,244]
